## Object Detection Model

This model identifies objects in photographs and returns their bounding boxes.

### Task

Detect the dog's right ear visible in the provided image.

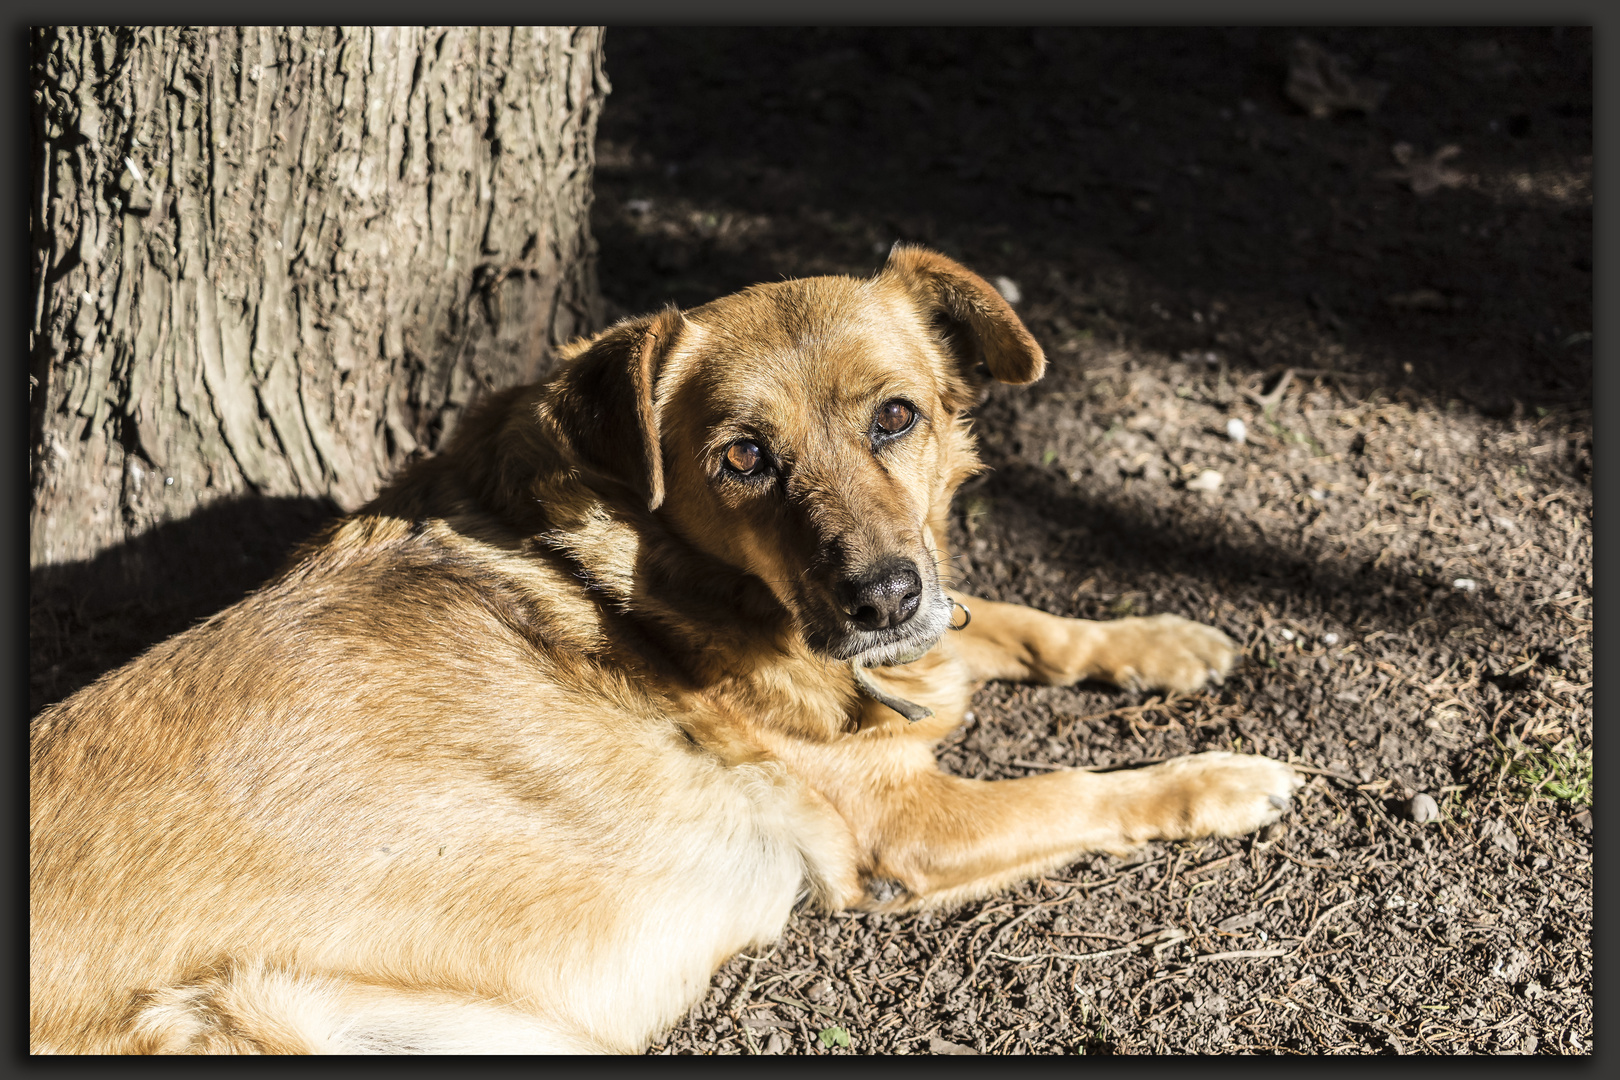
[542,307,684,512]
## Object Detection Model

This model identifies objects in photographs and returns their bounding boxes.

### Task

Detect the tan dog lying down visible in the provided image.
[30,247,1300,1054]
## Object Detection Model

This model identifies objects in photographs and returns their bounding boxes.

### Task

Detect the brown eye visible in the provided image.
[724,440,765,475]
[874,400,915,437]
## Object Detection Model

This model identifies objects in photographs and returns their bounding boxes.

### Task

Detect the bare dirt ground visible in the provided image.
[28,27,1591,1057]
[586,28,1592,1056]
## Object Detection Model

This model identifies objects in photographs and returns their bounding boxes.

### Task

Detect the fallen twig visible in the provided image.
[1242,367,1295,410]
[956,903,1051,992]
[1285,763,1363,784]
[987,927,1188,966]
[1056,698,1182,735]
[1291,897,1359,955]
[1194,948,1293,962]
[1348,785,1400,831]
[989,945,1136,964]
[911,908,993,1008]
[1182,852,1242,878]
[726,946,775,1020]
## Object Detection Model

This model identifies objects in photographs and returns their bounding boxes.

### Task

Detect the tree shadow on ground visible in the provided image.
[976,460,1517,647]
[593,26,1591,418]
[29,496,342,715]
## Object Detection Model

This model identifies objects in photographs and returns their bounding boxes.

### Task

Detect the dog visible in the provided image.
[30,246,1301,1054]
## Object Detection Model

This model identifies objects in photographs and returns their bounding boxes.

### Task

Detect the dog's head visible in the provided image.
[545,246,1045,667]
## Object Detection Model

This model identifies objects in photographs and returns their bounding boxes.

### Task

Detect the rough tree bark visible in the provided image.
[29,26,608,570]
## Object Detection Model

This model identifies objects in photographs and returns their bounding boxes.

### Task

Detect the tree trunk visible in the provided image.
[29,26,608,570]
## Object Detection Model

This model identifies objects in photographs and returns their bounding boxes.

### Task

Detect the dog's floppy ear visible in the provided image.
[544,307,684,511]
[881,244,1047,387]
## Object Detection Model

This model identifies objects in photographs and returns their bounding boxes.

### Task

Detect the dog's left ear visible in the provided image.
[543,307,684,511]
[880,244,1047,387]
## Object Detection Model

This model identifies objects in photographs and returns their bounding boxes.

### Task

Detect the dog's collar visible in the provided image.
[850,602,970,723]
[850,659,933,722]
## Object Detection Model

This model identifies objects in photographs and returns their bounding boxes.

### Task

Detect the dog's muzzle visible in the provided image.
[826,555,951,667]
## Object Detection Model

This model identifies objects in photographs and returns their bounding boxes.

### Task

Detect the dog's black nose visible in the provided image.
[839,559,922,631]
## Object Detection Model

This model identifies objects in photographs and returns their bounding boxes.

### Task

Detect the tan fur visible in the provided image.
[30,246,1300,1054]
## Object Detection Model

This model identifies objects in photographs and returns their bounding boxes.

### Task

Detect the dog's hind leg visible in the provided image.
[946,593,1238,694]
[117,961,609,1054]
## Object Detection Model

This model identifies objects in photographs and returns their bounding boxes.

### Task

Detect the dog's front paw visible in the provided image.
[1086,613,1238,693]
[1147,751,1303,840]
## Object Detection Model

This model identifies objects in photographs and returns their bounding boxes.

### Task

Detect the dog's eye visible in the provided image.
[723,440,767,476]
[873,399,916,439]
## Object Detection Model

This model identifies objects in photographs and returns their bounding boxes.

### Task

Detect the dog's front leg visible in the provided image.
[946,593,1237,693]
[858,755,1299,911]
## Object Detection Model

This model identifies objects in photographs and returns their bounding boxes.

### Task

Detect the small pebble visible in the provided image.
[1309,487,1326,501]
[1187,469,1224,492]
[1405,793,1441,824]
[1453,578,1478,592]
[1278,628,1295,641]
[993,276,1022,305]
[1321,632,1340,646]
[1225,418,1247,445]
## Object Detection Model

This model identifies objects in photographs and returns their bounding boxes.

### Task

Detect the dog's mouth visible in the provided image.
[830,611,950,667]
